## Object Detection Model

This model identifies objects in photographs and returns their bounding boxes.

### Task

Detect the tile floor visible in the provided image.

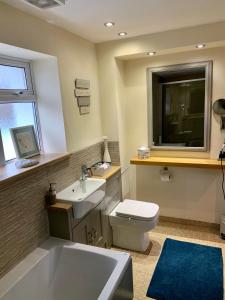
[114,221,225,300]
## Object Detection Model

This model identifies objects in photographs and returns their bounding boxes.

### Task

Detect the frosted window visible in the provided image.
[0,103,36,160]
[0,65,27,90]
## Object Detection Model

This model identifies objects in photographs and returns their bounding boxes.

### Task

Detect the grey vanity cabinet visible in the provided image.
[87,204,104,246]
[72,216,89,244]
[72,202,104,247]
[48,166,122,248]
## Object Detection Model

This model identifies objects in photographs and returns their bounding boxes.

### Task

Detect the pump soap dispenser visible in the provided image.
[45,183,57,205]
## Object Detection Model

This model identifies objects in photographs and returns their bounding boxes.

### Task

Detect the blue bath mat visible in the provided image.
[147,238,223,300]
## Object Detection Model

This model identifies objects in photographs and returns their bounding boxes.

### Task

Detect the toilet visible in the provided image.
[109,199,159,252]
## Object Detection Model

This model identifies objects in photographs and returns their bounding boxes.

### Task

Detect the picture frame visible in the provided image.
[10,125,40,159]
[0,129,5,166]
[74,88,91,97]
[75,78,90,89]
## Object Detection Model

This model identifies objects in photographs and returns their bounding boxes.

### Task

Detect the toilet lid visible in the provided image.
[115,199,159,221]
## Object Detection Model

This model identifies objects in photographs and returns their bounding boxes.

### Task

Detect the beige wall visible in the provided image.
[0,2,103,152]
[1,2,225,222]
[124,48,225,223]
[97,21,225,143]
[97,26,225,223]
[124,48,225,160]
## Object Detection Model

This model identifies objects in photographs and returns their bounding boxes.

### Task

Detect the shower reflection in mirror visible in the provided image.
[147,61,212,151]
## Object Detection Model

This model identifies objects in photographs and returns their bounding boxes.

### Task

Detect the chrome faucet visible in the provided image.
[80,165,89,181]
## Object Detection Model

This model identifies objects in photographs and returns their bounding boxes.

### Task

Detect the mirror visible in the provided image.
[147,61,212,151]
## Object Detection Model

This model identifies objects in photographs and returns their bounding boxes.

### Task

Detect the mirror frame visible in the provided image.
[147,61,212,152]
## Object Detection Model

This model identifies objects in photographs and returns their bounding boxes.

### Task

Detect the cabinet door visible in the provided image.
[72,217,89,244]
[87,205,104,246]
[72,204,105,246]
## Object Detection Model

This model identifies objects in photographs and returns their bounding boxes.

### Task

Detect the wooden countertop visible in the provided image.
[130,156,223,169]
[47,202,72,211]
[92,165,121,180]
[0,153,71,187]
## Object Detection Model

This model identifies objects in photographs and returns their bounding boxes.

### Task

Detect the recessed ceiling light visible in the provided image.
[118,32,127,37]
[196,44,206,49]
[147,51,156,56]
[104,22,115,28]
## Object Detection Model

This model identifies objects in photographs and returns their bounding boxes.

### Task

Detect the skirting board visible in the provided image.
[159,216,220,230]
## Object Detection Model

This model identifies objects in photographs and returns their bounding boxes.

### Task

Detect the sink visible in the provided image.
[0,238,133,300]
[56,178,106,219]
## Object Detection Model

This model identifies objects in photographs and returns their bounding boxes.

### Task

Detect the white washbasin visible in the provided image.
[56,178,106,219]
[0,238,133,300]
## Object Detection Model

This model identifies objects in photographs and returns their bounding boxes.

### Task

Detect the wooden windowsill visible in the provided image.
[0,153,71,188]
[130,156,223,169]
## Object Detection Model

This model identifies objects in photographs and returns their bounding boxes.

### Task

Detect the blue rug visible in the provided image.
[147,238,223,300]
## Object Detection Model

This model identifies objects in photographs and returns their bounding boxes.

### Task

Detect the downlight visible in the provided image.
[118,32,127,37]
[195,44,206,49]
[24,0,65,9]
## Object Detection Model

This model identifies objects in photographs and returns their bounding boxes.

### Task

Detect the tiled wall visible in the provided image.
[107,141,120,165]
[0,141,120,278]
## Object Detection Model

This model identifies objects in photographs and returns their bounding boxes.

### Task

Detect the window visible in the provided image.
[0,57,34,98]
[0,56,40,161]
[148,61,212,151]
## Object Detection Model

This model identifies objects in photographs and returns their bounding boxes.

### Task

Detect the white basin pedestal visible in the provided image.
[56,178,106,219]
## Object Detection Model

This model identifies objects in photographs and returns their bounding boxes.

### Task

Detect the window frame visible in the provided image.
[0,56,35,101]
[0,55,42,162]
[147,61,212,152]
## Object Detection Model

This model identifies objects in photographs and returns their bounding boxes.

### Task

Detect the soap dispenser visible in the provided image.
[45,183,56,205]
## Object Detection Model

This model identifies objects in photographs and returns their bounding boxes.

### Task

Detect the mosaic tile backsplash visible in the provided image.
[0,141,120,278]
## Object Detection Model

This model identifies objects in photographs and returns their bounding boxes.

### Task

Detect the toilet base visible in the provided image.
[112,227,150,252]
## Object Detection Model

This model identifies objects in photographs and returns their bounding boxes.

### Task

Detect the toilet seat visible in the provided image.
[114,199,159,221]
[109,199,159,251]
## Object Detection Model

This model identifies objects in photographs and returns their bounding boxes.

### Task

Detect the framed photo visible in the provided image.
[10,125,40,159]
[75,78,90,89]
[74,89,91,97]
[0,129,5,166]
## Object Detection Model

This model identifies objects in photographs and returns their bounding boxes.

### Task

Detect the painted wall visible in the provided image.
[0,2,103,152]
[1,2,225,223]
[32,57,67,153]
[97,27,225,223]
[124,48,225,223]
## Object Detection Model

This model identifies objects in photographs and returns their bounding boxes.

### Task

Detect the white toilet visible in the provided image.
[109,199,159,252]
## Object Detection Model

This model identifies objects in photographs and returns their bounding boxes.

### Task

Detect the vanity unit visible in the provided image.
[47,166,122,248]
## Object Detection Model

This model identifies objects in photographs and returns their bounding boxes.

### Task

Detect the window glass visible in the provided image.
[149,62,211,151]
[0,102,36,160]
[162,80,205,147]
[0,65,27,90]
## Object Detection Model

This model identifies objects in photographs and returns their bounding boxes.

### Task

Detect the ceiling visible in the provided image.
[2,0,225,43]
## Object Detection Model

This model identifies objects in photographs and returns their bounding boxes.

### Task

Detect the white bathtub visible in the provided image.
[0,238,133,300]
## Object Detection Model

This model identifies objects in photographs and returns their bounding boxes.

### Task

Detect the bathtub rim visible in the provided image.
[0,237,131,300]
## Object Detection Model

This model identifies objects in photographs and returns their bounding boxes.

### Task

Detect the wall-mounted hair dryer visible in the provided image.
[213,99,225,129]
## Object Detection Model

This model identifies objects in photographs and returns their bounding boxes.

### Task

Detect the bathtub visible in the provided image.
[0,238,133,300]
